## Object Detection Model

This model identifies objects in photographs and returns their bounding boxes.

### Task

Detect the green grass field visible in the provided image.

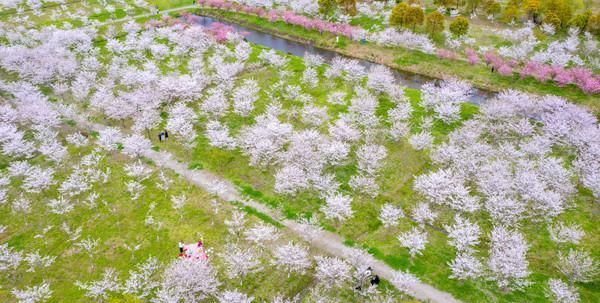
[1,1,598,302]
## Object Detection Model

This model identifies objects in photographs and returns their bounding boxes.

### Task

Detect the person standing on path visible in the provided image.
[178,240,184,254]
[370,275,380,286]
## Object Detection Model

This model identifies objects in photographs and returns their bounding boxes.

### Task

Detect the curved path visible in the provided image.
[149,153,461,303]
[57,106,462,303]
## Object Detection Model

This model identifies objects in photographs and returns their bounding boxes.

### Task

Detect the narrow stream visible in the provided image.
[191,15,493,104]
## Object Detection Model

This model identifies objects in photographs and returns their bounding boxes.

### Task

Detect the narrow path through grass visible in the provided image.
[57,105,464,303]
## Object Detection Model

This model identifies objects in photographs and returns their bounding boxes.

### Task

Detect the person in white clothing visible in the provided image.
[178,240,184,254]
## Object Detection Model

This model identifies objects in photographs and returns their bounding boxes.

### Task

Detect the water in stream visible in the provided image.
[192,15,493,104]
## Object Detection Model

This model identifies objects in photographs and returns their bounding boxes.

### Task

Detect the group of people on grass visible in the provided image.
[355,267,380,291]
[178,238,208,260]
[176,239,381,290]
[158,130,169,141]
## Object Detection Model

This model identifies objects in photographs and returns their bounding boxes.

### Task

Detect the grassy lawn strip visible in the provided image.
[229,200,284,228]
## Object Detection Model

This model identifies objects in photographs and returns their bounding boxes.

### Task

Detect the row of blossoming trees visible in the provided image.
[0,4,598,302]
[194,0,599,95]
[0,0,155,29]
[197,0,359,38]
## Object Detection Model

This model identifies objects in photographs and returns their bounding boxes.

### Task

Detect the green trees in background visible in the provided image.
[337,0,357,16]
[483,0,502,17]
[433,0,458,9]
[426,11,445,34]
[318,0,337,16]
[523,0,541,23]
[421,0,596,36]
[569,10,591,31]
[465,0,481,14]
[390,2,409,27]
[544,12,562,27]
[502,0,522,23]
[390,3,424,30]
[408,5,425,30]
[450,15,469,36]
[543,0,572,28]
[384,0,598,37]
[587,13,600,35]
